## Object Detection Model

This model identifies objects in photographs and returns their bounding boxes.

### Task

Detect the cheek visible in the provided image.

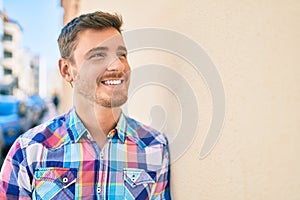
[78,63,106,81]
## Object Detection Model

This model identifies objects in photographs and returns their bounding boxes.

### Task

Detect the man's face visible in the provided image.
[70,28,131,108]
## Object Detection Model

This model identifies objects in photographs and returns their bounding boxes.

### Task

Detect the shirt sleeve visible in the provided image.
[151,136,172,200]
[0,138,32,199]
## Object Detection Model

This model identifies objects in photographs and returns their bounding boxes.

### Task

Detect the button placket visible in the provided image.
[97,137,112,199]
[100,152,104,160]
[97,186,102,194]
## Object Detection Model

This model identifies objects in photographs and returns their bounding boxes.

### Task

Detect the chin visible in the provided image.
[95,95,128,108]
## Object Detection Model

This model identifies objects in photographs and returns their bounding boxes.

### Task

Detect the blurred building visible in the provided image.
[0,0,3,163]
[0,0,4,83]
[0,11,41,98]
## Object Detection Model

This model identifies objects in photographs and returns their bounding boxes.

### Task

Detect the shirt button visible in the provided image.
[97,187,102,194]
[100,152,104,159]
[62,177,68,183]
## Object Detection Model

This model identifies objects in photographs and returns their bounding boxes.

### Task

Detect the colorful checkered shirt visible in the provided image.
[0,108,171,199]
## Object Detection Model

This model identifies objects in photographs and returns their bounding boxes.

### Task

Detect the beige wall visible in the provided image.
[62,0,300,199]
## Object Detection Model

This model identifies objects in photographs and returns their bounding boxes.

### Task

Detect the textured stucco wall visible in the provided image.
[65,0,300,199]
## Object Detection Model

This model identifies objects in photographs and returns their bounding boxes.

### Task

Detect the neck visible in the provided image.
[93,104,121,135]
[74,96,121,149]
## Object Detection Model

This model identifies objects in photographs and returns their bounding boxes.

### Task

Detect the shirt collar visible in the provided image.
[115,111,126,142]
[117,111,147,148]
[67,108,88,142]
[67,108,146,148]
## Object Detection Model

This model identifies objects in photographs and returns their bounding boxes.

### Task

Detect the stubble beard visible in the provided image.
[95,90,128,108]
[74,73,130,108]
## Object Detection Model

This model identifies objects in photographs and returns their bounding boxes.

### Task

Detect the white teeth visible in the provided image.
[104,80,122,85]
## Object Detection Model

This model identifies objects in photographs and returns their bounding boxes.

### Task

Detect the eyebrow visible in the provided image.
[85,45,127,58]
[117,46,127,52]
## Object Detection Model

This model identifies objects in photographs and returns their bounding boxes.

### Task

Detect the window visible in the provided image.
[4,68,12,75]
[4,51,13,58]
[3,33,13,41]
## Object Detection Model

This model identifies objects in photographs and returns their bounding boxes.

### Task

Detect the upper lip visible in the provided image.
[97,72,129,85]
[103,74,127,80]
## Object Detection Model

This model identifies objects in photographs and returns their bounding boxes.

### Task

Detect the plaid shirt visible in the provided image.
[0,108,171,199]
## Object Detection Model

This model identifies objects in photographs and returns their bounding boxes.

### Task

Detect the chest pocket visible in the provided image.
[123,168,156,200]
[33,167,77,200]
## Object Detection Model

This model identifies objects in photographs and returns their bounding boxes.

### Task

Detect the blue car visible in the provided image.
[0,95,48,166]
[0,95,28,163]
[0,95,23,146]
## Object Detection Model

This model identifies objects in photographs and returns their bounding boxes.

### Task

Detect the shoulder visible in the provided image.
[125,115,169,147]
[18,112,69,149]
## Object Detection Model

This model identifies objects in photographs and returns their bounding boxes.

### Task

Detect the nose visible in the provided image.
[106,56,124,71]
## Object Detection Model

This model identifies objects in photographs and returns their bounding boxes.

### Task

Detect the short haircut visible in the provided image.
[57,11,123,62]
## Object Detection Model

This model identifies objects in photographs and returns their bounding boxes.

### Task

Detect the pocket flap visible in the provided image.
[34,167,77,187]
[124,168,156,187]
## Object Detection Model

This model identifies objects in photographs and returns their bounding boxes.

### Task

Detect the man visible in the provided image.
[0,11,171,199]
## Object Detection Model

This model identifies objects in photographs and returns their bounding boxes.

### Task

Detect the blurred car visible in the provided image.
[0,94,48,163]
[25,95,48,126]
[0,95,26,159]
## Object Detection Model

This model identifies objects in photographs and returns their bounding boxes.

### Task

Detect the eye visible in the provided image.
[117,52,127,58]
[89,52,105,59]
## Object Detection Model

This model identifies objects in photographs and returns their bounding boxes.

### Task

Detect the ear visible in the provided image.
[58,58,74,83]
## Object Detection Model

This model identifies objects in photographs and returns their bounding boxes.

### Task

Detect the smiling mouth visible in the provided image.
[101,79,124,86]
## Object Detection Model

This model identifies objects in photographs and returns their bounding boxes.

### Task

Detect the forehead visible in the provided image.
[74,28,125,54]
